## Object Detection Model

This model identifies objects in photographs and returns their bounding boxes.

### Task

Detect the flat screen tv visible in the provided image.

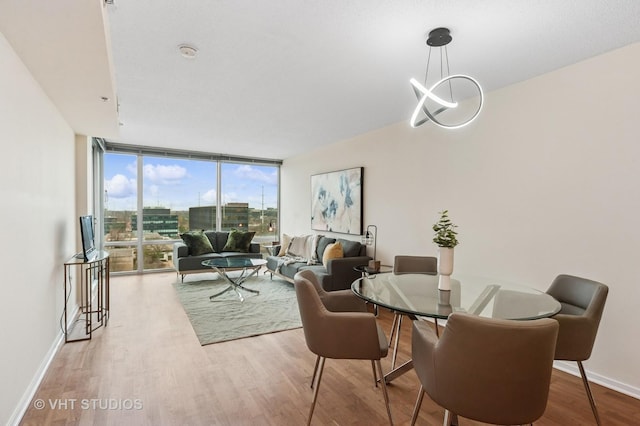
[79,215,97,261]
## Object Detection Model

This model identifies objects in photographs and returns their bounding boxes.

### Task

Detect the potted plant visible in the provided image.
[433,210,459,290]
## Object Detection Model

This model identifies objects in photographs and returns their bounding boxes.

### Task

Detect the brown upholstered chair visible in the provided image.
[297,269,367,314]
[546,274,609,426]
[294,271,393,425]
[390,255,437,368]
[410,313,559,426]
[296,269,368,388]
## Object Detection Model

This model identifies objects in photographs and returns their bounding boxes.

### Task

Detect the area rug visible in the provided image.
[173,274,301,346]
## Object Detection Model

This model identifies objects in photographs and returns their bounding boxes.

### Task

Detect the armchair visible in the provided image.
[294,271,393,425]
[410,313,558,425]
[546,274,609,426]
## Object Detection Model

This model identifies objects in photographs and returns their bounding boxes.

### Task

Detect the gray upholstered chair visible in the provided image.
[546,274,609,426]
[294,271,393,425]
[296,269,368,388]
[410,312,559,426]
[390,255,437,368]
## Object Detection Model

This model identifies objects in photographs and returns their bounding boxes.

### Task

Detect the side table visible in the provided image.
[353,264,393,276]
[353,264,391,316]
[263,243,281,256]
[63,250,110,342]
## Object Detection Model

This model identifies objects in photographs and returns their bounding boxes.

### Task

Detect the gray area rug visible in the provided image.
[173,274,301,346]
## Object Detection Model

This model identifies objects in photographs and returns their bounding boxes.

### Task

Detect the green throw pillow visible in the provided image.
[222,229,255,253]
[180,230,215,256]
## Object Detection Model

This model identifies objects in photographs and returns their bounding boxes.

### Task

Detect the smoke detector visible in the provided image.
[178,44,198,59]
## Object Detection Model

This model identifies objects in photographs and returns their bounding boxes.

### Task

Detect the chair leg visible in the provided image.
[308,356,325,426]
[443,410,454,426]
[389,312,398,348]
[310,355,320,389]
[391,315,403,369]
[410,385,425,426]
[375,359,394,425]
[371,360,378,388]
[578,361,602,426]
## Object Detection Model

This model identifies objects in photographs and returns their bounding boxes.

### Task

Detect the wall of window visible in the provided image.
[102,145,280,273]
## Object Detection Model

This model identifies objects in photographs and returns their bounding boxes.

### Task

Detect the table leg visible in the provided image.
[209,266,261,302]
[384,359,414,384]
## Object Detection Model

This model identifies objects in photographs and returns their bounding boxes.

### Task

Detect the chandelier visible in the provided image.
[409,27,484,129]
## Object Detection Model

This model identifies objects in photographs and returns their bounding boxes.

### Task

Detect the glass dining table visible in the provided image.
[351,272,561,383]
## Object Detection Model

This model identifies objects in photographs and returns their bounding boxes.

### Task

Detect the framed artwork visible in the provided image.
[311,167,363,235]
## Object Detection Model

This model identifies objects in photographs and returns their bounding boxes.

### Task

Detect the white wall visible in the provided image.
[281,42,640,397]
[0,33,77,424]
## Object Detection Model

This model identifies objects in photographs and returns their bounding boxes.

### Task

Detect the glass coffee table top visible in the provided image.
[201,258,267,269]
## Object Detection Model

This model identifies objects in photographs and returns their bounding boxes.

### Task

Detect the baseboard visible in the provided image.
[7,305,78,426]
[553,360,640,400]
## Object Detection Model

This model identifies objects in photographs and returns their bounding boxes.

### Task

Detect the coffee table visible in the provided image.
[201,258,267,302]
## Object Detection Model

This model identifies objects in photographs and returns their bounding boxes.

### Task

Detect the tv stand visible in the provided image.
[63,250,110,342]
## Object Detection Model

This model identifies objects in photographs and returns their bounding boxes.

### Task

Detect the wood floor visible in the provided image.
[21,271,640,426]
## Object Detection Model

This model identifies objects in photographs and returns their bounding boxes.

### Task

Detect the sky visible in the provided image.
[104,153,278,212]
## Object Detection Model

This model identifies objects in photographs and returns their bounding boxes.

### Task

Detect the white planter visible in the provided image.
[437,247,454,290]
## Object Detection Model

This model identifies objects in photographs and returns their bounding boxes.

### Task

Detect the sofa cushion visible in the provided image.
[203,231,218,252]
[322,242,343,265]
[337,238,362,257]
[277,233,292,256]
[180,230,215,256]
[222,229,255,253]
[280,261,308,278]
[316,236,336,262]
[178,252,223,271]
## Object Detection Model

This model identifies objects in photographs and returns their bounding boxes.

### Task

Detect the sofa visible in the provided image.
[266,235,371,292]
[173,230,262,281]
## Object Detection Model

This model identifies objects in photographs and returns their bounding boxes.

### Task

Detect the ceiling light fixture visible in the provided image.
[178,44,198,59]
[409,27,483,130]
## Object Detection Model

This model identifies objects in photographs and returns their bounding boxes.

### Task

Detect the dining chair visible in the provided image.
[390,255,437,368]
[293,271,393,425]
[410,312,559,426]
[295,269,368,389]
[546,274,609,426]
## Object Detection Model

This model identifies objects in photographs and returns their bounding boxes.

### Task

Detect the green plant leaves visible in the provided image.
[432,210,459,248]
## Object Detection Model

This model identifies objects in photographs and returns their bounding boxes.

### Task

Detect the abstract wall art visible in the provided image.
[311,167,363,235]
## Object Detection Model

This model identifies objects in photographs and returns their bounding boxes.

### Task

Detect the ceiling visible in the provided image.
[3,1,640,161]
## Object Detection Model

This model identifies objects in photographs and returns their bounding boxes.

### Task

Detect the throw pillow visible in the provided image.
[322,242,343,265]
[286,234,321,264]
[222,229,256,253]
[180,230,215,256]
[316,236,336,262]
[277,233,292,256]
[285,235,310,258]
[337,238,361,257]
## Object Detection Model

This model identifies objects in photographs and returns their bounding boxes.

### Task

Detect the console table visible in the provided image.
[63,251,110,342]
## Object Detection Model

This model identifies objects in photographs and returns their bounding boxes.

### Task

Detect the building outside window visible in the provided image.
[103,148,280,273]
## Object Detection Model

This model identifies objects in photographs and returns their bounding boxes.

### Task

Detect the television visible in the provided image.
[79,215,97,261]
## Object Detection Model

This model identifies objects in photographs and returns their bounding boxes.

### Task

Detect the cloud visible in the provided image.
[143,163,188,184]
[105,174,136,198]
[201,189,216,203]
[234,165,277,185]
[223,191,240,203]
[148,184,160,198]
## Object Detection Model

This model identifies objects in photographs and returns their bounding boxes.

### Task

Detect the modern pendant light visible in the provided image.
[409,27,483,129]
